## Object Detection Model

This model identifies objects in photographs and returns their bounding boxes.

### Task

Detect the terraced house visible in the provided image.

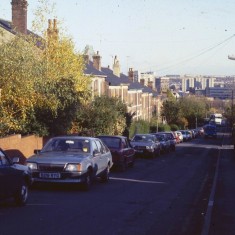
[0,0,161,121]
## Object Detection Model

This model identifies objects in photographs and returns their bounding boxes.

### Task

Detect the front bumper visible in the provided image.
[31,171,87,184]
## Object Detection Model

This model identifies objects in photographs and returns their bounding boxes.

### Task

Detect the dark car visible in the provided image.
[97,135,135,171]
[130,134,161,158]
[0,148,31,206]
[26,136,113,190]
[160,132,176,151]
[150,133,171,153]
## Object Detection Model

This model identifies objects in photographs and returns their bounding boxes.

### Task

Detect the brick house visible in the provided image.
[84,51,159,121]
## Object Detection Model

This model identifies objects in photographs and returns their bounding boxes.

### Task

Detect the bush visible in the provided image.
[129,120,150,138]
[170,124,179,131]
[158,123,171,132]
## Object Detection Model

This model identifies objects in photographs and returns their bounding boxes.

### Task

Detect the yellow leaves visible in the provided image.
[31,0,56,37]
[0,0,93,136]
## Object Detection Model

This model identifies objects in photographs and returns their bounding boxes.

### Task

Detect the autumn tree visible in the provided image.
[0,0,91,136]
[179,96,208,128]
[0,35,45,136]
[71,96,128,136]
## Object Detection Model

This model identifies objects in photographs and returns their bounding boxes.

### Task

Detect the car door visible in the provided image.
[122,138,131,164]
[92,140,106,174]
[0,150,20,197]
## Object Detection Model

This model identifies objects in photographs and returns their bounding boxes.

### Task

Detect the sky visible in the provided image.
[1,0,235,76]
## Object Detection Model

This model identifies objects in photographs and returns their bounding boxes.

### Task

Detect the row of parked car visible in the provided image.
[0,128,202,206]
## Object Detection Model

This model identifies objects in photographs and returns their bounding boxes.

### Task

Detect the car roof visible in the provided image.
[49,136,98,140]
[134,134,155,136]
[97,135,126,139]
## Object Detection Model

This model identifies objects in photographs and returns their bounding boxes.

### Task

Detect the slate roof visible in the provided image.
[0,18,33,35]
[0,18,15,34]
[101,67,130,86]
[84,60,159,96]
[84,61,107,77]
[0,18,43,47]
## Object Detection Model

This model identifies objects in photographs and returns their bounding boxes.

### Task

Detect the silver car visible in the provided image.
[131,134,161,158]
[26,136,113,190]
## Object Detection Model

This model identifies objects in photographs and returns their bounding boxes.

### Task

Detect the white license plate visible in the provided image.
[136,150,143,153]
[39,172,61,179]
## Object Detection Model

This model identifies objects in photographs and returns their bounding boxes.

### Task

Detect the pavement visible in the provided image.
[203,132,235,235]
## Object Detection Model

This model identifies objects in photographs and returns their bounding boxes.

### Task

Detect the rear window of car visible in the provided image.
[132,135,154,142]
[98,137,121,149]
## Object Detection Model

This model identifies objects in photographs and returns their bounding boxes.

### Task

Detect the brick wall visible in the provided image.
[0,134,44,164]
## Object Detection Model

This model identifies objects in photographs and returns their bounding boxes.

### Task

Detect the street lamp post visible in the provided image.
[228,55,235,126]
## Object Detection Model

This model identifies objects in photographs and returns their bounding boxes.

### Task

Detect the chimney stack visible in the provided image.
[128,68,134,82]
[113,55,120,77]
[47,19,59,42]
[148,81,153,89]
[92,51,101,71]
[83,54,89,64]
[140,79,145,86]
[11,0,28,34]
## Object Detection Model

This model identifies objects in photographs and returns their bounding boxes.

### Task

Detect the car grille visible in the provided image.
[134,146,146,150]
[38,164,65,172]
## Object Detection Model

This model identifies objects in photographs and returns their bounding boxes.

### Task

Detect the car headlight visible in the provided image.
[146,145,154,149]
[26,162,38,170]
[65,164,81,172]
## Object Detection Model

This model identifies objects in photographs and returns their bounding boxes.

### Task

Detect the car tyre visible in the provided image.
[14,181,28,206]
[100,165,110,183]
[82,171,92,191]
[129,158,135,168]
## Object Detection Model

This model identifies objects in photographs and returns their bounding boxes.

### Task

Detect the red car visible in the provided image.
[97,135,135,171]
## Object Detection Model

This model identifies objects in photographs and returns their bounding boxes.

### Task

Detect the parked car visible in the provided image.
[160,132,176,151]
[175,131,183,143]
[150,133,171,153]
[179,130,191,142]
[173,131,181,144]
[97,135,135,171]
[0,148,31,206]
[26,136,113,190]
[130,134,161,158]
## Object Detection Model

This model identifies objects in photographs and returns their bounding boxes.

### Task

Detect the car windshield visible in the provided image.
[154,135,164,141]
[98,137,121,149]
[132,135,154,142]
[41,138,91,153]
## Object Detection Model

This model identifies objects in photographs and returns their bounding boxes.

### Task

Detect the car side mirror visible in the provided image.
[93,150,100,157]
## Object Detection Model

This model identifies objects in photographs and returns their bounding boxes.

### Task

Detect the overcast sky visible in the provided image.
[1,0,235,76]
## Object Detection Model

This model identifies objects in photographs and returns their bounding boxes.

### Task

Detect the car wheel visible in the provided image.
[14,181,28,206]
[100,165,110,183]
[82,171,92,191]
[129,158,135,168]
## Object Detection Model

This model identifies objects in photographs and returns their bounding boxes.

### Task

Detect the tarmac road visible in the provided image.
[0,133,224,235]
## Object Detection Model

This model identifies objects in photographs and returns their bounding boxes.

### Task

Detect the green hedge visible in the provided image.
[129,120,150,138]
